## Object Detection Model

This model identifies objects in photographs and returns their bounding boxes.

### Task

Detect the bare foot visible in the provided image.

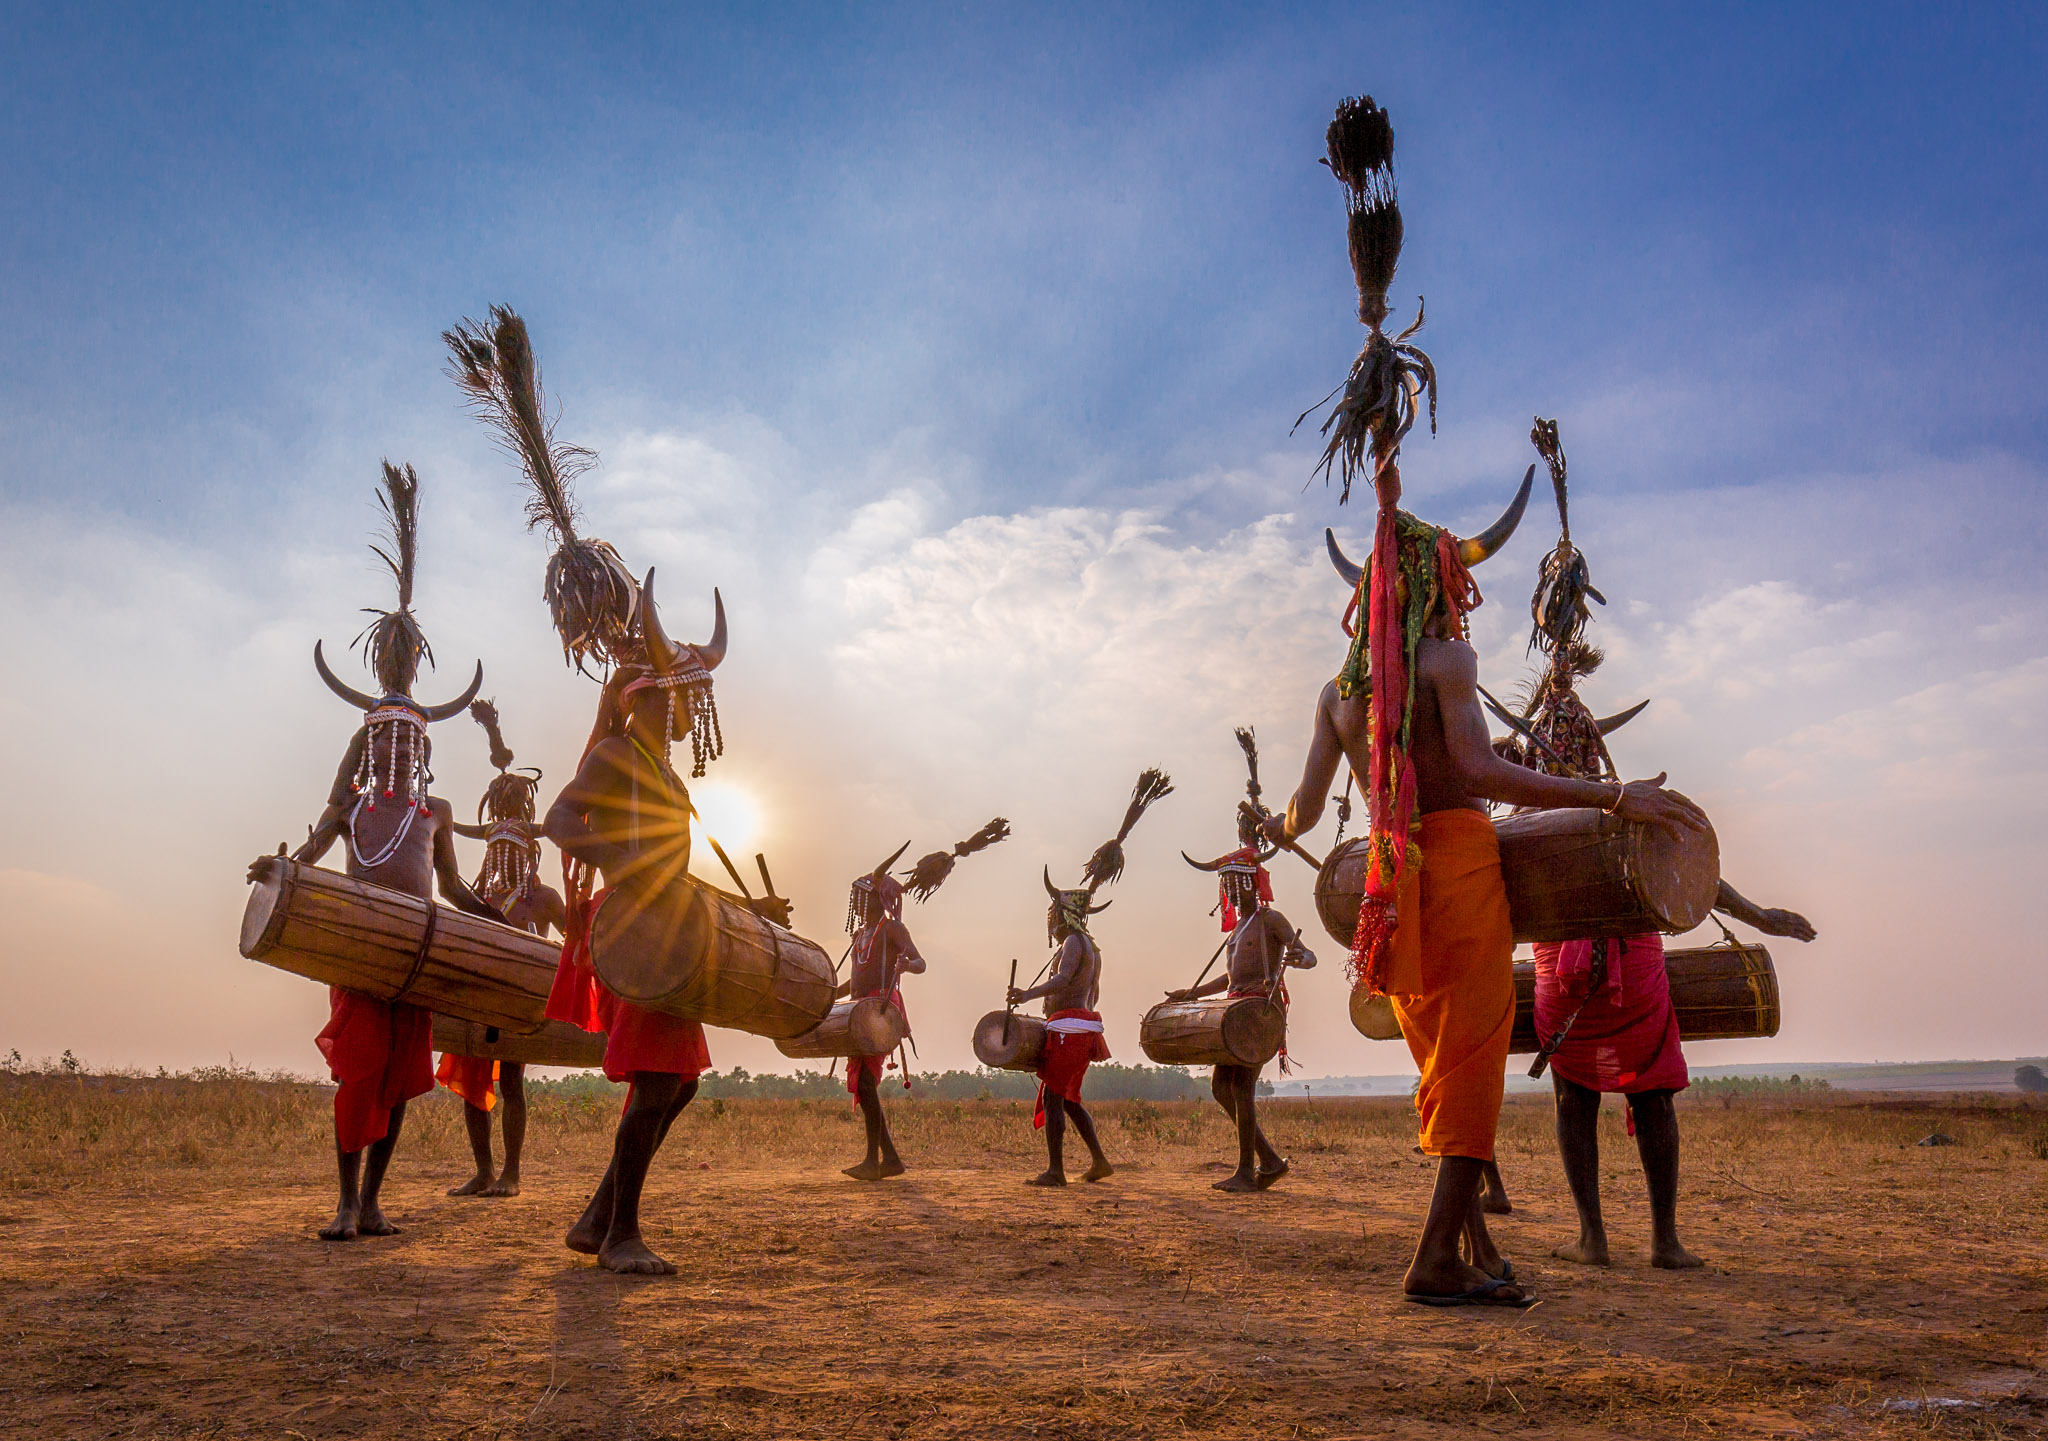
[448,1175,490,1197]
[1652,1240,1705,1270]
[843,1161,884,1182]
[1212,1171,1258,1193]
[479,1175,521,1198]
[319,1206,359,1242]
[355,1206,398,1238]
[1025,1170,1067,1188]
[877,1157,907,1178]
[1081,1158,1114,1183]
[1481,1193,1513,1216]
[1553,1236,1610,1266]
[565,1216,605,1255]
[1255,1159,1290,1190]
[599,1235,675,1276]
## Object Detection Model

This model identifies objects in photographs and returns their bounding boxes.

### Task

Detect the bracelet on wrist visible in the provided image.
[1603,784,1626,816]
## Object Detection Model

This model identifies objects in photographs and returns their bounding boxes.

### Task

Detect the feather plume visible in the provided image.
[904,816,1012,902]
[1083,768,1174,893]
[354,461,432,696]
[1234,726,1262,806]
[1325,96,1401,328]
[470,698,515,771]
[1527,417,1606,656]
[444,306,637,672]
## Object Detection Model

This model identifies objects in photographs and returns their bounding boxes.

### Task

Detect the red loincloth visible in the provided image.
[1533,933,1689,1100]
[546,886,710,1083]
[1033,1008,1110,1128]
[846,988,908,1096]
[317,988,434,1154]
[435,1052,498,1111]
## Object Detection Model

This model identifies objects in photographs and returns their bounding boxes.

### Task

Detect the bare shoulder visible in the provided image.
[1415,635,1478,688]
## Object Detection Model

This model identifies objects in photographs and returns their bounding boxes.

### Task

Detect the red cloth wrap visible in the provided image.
[435,1053,498,1111]
[317,988,434,1154]
[846,988,908,1096]
[1532,934,1689,1097]
[545,886,711,1083]
[1033,1008,1110,1128]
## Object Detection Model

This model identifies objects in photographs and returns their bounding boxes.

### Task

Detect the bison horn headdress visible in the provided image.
[451,698,546,899]
[445,307,727,776]
[1302,96,1533,995]
[1182,727,1280,932]
[315,461,484,818]
[1487,419,1648,784]
[1044,769,1173,945]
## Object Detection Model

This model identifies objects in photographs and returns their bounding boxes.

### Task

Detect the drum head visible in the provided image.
[590,881,715,1005]
[239,861,291,958]
[1629,796,1720,933]
[1350,988,1403,1041]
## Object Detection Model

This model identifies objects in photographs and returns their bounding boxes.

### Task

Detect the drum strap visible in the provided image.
[390,901,440,1006]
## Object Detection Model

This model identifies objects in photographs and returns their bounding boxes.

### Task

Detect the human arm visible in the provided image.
[1427,642,1709,839]
[1714,879,1816,941]
[1008,935,1083,1006]
[1166,975,1230,1002]
[887,919,926,977]
[543,741,636,876]
[1264,682,1349,846]
[432,801,506,921]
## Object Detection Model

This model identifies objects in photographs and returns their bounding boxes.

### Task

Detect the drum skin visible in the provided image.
[776,996,911,1060]
[972,1010,1047,1072]
[240,860,557,1034]
[1349,988,1404,1040]
[1138,996,1285,1068]
[591,877,835,1040]
[430,1015,607,1068]
[1508,942,1780,1054]
[1313,805,1720,949]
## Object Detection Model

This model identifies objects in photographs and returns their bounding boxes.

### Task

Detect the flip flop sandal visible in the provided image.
[1404,1276,1537,1309]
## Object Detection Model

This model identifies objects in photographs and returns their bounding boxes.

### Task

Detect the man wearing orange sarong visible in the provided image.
[1263,481,1707,1306]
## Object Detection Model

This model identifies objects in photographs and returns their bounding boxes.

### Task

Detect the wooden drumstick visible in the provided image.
[1240,801,1324,871]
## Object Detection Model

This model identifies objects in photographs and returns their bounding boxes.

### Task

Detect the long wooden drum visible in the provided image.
[1139,996,1285,1069]
[241,860,558,1034]
[431,1015,607,1069]
[972,1010,1046,1072]
[776,997,911,1060]
[1313,806,1719,949]
[590,878,834,1040]
[1509,942,1780,1054]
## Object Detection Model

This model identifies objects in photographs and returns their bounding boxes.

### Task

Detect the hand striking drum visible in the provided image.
[249,461,501,1244]
[435,699,572,1200]
[1266,97,1707,1309]
[1156,728,1316,1193]
[448,308,798,1276]
[1007,769,1173,1187]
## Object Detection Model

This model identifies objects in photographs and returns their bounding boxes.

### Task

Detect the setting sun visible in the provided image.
[687,779,762,858]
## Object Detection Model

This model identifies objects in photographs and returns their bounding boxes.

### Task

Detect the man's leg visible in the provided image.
[845,1066,901,1181]
[322,1146,363,1240]
[1480,1159,1513,1215]
[450,1101,495,1196]
[1627,1089,1703,1270]
[1213,1066,1259,1192]
[1028,1088,1067,1186]
[1247,1070,1287,1189]
[1066,1098,1113,1182]
[1404,1155,1526,1301]
[485,1063,526,1196]
[1551,1075,1610,1265]
[598,1072,689,1275]
[355,1100,406,1237]
[566,1076,697,1260]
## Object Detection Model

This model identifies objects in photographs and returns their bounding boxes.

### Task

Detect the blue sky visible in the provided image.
[3,4,2044,1072]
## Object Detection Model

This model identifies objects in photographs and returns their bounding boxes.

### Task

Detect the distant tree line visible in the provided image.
[528,1062,1219,1102]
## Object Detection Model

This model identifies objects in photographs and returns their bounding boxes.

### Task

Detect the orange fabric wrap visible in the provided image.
[1383,809,1514,1162]
[435,1053,499,1112]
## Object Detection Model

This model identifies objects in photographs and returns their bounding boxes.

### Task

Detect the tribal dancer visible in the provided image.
[1009,770,1173,1187]
[1174,728,1316,1192]
[251,462,496,1241]
[437,699,567,1198]
[1266,98,1706,1307]
[1487,418,1817,1270]
[839,819,1010,1180]
[448,307,787,1275]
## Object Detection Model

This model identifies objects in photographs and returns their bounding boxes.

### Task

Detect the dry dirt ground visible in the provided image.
[2,1076,2045,1439]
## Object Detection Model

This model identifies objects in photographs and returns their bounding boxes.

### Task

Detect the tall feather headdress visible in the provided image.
[903,817,1012,902]
[444,306,640,674]
[354,461,433,696]
[1081,768,1175,893]
[1527,417,1606,660]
